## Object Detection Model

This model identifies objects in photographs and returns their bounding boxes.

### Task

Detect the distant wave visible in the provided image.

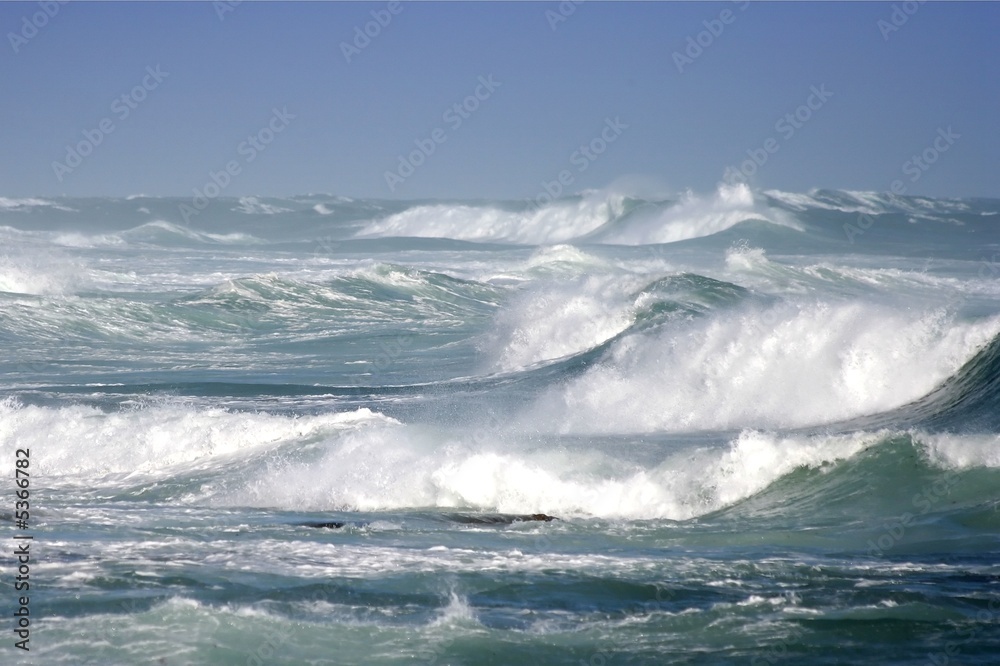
[52,220,263,248]
[234,196,293,215]
[356,184,802,245]
[595,183,802,244]
[764,188,984,220]
[0,197,75,212]
[357,193,626,244]
[0,264,502,347]
[1,188,997,249]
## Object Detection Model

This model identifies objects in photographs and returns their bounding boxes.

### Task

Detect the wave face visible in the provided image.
[3,189,1000,664]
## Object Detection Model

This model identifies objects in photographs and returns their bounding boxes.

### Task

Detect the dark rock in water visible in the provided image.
[446,513,559,525]
[298,521,347,529]
[296,514,558,528]
[523,513,558,522]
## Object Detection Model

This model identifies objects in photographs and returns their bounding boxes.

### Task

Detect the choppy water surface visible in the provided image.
[2,187,999,664]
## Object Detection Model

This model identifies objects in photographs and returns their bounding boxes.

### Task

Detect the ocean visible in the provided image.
[2,185,999,664]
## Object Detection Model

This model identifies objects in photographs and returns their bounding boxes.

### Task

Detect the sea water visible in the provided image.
[2,185,999,664]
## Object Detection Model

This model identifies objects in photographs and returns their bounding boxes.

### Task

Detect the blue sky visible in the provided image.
[2,1,997,199]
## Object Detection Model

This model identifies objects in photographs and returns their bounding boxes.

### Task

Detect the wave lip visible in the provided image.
[483,273,640,372]
[481,268,753,374]
[863,331,1000,432]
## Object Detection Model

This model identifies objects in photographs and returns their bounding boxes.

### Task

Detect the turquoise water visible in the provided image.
[2,187,1000,664]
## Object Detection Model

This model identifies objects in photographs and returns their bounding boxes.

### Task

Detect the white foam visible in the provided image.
[724,244,770,273]
[530,301,1000,433]
[0,252,88,295]
[0,197,74,212]
[0,399,396,480]
[357,193,624,244]
[482,272,640,372]
[477,245,612,287]
[764,189,974,220]
[474,428,871,520]
[218,421,881,520]
[51,231,126,248]
[49,221,259,248]
[785,189,886,215]
[124,220,261,244]
[601,184,801,245]
[722,246,1000,304]
[430,592,479,627]
[766,190,886,216]
[522,244,606,274]
[919,433,1000,469]
[234,196,292,215]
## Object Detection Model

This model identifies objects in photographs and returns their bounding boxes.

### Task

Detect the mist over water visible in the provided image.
[3,187,1000,664]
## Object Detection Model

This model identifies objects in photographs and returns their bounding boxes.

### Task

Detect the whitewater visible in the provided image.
[2,185,1000,664]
